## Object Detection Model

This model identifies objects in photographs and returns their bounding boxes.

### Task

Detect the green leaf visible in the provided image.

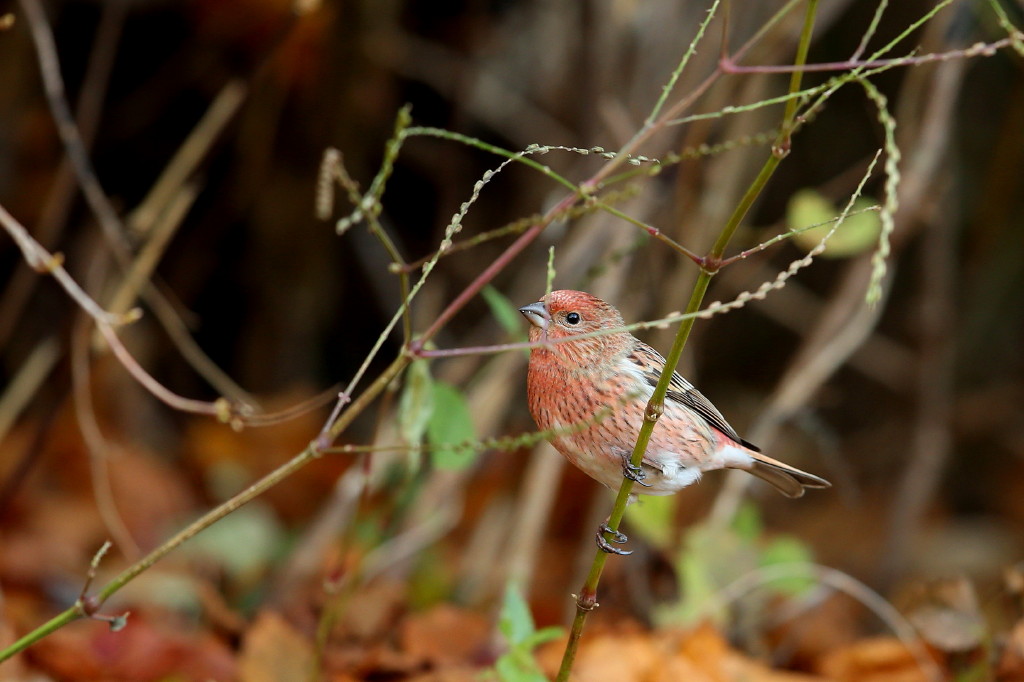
[788,189,881,258]
[759,535,815,596]
[427,381,476,470]
[626,494,677,550]
[184,502,284,579]
[407,550,452,610]
[787,188,834,233]
[482,285,527,341]
[498,583,536,646]
[495,656,547,682]
[731,500,763,542]
[656,505,820,626]
[519,626,564,650]
[654,520,758,626]
[398,359,434,447]
[492,585,562,682]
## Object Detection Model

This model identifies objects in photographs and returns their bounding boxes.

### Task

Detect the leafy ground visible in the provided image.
[2,401,1024,680]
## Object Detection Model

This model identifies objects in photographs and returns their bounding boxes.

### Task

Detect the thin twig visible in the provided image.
[104,183,200,322]
[0,2,124,351]
[18,0,128,252]
[1,203,283,427]
[127,80,248,236]
[19,0,260,409]
[0,338,61,448]
[711,17,967,523]
[71,317,142,559]
[851,0,889,62]
[721,36,1010,73]
[557,1,821,676]
[0,203,138,327]
[713,563,943,682]
[880,186,957,584]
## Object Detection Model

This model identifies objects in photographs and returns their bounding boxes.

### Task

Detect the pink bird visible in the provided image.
[520,290,830,553]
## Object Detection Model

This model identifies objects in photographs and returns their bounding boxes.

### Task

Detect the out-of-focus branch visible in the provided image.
[0,2,124,351]
[0,202,309,427]
[18,0,263,409]
[127,81,248,237]
[714,563,943,682]
[104,184,199,321]
[709,255,889,524]
[879,191,956,585]
[0,203,138,327]
[17,0,126,248]
[71,318,142,560]
[0,339,61,450]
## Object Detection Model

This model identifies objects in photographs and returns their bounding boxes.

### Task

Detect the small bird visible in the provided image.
[520,290,829,551]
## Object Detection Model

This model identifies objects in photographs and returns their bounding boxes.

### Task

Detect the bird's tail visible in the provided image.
[745,450,831,498]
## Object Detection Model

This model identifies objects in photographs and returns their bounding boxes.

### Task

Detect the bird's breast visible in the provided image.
[527,358,625,438]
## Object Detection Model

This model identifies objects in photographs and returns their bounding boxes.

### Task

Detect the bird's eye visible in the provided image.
[565,312,581,325]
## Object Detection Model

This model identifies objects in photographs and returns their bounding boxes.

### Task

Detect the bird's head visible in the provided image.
[519,290,629,365]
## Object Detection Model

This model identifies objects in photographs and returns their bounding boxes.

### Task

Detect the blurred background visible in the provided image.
[1,0,1023,679]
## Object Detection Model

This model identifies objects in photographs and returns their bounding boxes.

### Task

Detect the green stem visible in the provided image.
[555,2,819,679]
[0,610,81,662]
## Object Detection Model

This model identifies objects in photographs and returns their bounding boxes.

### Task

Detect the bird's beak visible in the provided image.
[518,301,549,330]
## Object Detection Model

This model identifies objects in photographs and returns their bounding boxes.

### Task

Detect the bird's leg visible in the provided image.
[596,523,632,556]
[621,455,652,487]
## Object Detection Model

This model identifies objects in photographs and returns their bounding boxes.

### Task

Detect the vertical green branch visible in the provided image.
[555,2,820,679]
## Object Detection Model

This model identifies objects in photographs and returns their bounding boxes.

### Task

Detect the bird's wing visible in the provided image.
[630,342,760,452]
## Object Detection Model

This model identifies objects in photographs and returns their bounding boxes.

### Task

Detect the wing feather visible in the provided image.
[630,342,761,452]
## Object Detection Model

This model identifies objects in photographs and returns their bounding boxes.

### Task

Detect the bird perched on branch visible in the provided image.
[519,290,829,553]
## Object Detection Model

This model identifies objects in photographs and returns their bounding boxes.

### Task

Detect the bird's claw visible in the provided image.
[596,524,632,556]
[622,459,652,487]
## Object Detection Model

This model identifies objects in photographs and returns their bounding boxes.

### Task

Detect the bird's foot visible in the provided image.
[596,524,632,556]
[621,458,652,487]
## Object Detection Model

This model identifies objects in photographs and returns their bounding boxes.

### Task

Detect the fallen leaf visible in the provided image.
[239,610,315,682]
[105,444,196,546]
[905,577,986,653]
[817,636,939,682]
[29,612,235,681]
[406,666,481,682]
[570,629,662,682]
[997,620,1024,678]
[539,622,826,682]
[329,578,407,642]
[400,604,490,667]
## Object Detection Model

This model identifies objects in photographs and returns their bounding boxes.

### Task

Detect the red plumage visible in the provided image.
[520,290,830,498]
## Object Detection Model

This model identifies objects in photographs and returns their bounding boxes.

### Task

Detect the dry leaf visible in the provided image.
[30,613,235,681]
[905,577,985,653]
[817,636,938,682]
[997,620,1024,679]
[239,610,315,682]
[541,622,824,682]
[571,630,663,682]
[399,604,490,667]
[406,667,481,682]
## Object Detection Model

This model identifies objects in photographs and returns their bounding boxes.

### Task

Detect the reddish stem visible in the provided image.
[721,37,1011,74]
[412,191,584,349]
